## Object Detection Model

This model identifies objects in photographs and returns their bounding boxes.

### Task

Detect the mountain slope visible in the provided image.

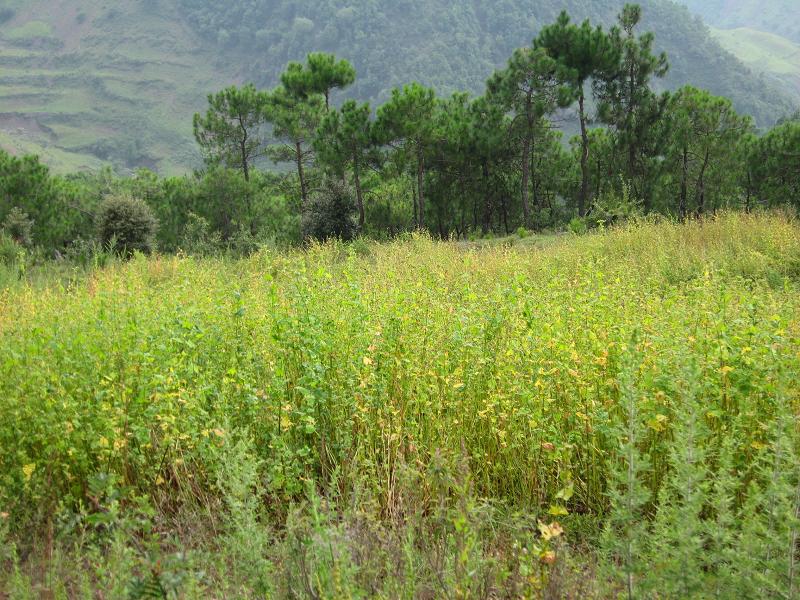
[0,0,234,174]
[710,26,800,99]
[0,0,796,174]
[680,0,799,43]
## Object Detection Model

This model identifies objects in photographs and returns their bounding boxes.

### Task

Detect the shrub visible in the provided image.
[589,182,643,228]
[179,212,221,256]
[96,194,158,256]
[568,217,587,235]
[1,207,33,248]
[0,232,22,266]
[301,180,357,242]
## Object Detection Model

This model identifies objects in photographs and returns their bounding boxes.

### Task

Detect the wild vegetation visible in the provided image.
[2,212,800,597]
[1,3,800,598]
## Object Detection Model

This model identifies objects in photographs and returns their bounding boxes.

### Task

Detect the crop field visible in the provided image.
[1,212,800,598]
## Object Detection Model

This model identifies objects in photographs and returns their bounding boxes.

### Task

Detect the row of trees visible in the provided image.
[192,4,799,241]
[1,4,798,257]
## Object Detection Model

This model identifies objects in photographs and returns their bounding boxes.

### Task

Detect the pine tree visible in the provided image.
[193,84,270,182]
[281,52,356,111]
[536,12,620,217]
[264,86,324,206]
[487,47,572,228]
[375,83,438,229]
[314,100,376,229]
[594,4,669,210]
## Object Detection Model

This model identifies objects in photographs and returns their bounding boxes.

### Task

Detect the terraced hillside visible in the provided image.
[0,0,233,174]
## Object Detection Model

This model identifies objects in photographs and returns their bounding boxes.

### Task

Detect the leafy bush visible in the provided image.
[179,212,221,256]
[301,179,357,241]
[589,182,643,228]
[96,194,158,256]
[568,216,588,235]
[2,207,34,248]
[0,232,22,266]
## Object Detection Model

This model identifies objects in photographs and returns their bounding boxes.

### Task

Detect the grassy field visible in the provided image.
[1,212,799,598]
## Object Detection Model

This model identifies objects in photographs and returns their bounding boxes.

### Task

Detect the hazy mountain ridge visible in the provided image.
[680,0,799,43]
[0,0,795,174]
[677,1,800,105]
[710,27,800,99]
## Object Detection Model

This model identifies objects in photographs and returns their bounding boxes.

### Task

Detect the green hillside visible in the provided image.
[0,0,796,174]
[710,26,800,99]
[681,0,800,43]
[0,0,233,174]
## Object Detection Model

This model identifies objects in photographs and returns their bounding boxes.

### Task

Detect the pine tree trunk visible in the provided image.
[238,113,250,182]
[295,141,308,206]
[241,140,250,182]
[354,159,365,229]
[412,185,418,228]
[482,161,492,234]
[417,152,425,229]
[578,89,590,217]
[521,133,532,229]
[679,145,688,219]
[695,148,710,216]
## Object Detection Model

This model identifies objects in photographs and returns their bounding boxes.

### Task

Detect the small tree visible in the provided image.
[193,84,270,182]
[2,207,34,247]
[96,194,158,256]
[301,179,357,241]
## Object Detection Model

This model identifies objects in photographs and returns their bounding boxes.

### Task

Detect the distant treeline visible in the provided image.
[1,4,799,258]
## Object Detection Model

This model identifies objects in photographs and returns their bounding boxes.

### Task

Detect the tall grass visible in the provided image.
[1,211,798,597]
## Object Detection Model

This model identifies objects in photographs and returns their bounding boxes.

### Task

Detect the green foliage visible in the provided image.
[746,120,800,209]
[601,336,652,599]
[1,207,33,248]
[96,194,159,256]
[0,150,92,251]
[179,212,221,256]
[536,11,621,215]
[1,213,799,596]
[375,82,438,228]
[301,179,357,241]
[595,4,670,210]
[314,99,375,228]
[589,181,643,228]
[0,232,23,266]
[487,46,573,227]
[281,52,356,110]
[193,84,270,181]
[660,86,753,216]
[265,85,325,205]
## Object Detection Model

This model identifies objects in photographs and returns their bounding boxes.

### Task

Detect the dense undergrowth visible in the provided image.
[1,212,799,598]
